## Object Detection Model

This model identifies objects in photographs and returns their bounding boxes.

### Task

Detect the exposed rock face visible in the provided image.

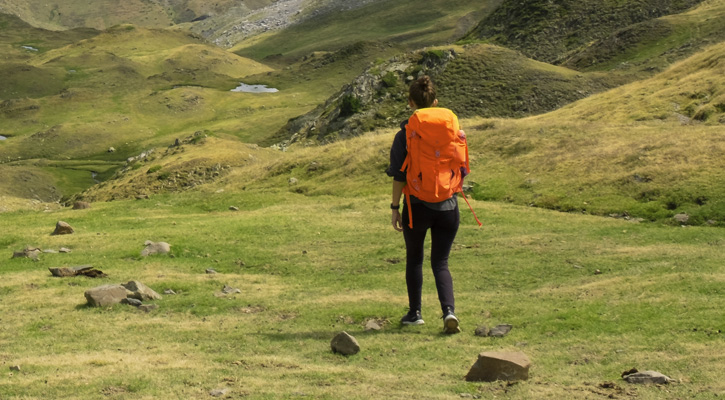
[140,241,171,257]
[331,331,360,356]
[122,280,162,301]
[465,351,531,382]
[52,221,74,235]
[84,284,132,307]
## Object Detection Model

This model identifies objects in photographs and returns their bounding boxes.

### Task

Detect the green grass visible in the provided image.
[0,188,722,399]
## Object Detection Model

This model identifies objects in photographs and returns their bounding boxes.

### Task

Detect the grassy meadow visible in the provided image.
[1,128,724,399]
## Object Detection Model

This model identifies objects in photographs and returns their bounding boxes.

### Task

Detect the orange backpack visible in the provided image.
[400,107,482,228]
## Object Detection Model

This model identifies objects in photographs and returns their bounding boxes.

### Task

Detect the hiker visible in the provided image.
[386,75,469,334]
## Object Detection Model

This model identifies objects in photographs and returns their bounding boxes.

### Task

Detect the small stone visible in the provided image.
[623,370,673,384]
[59,247,72,253]
[489,324,513,337]
[138,304,159,313]
[140,241,171,257]
[73,201,91,210]
[122,280,162,301]
[164,289,177,295]
[594,269,602,275]
[108,147,116,153]
[673,213,689,224]
[222,285,241,294]
[206,269,217,274]
[85,284,132,307]
[43,249,58,254]
[52,221,74,235]
[465,351,531,382]
[12,247,41,260]
[474,326,490,337]
[331,331,360,356]
[121,298,143,307]
[288,177,298,185]
[229,206,239,211]
[364,320,382,331]
[209,388,229,397]
[10,365,20,371]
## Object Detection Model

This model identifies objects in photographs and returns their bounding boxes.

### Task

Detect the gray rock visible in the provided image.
[331,331,360,356]
[673,213,689,224]
[222,285,241,294]
[139,304,159,313]
[465,351,531,382]
[140,241,170,257]
[43,249,58,254]
[474,326,490,337]
[209,388,229,397]
[489,324,513,337]
[12,247,41,260]
[121,298,143,307]
[52,221,74,235]
[206,269,217,274]
[85,284,132,307]
[73,201,91,210]
[122,281,162,301]
[229,206,240,211]
[364,320,382,331]
[59,247,72,253]
[164,289,177,295]
[623,370,673,384]
[9,365,20,371]
[49,265,107,278]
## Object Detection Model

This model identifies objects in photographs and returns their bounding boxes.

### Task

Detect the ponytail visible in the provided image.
[409,76,437,108]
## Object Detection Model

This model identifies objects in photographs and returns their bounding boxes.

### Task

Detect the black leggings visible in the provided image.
[402,202,459,315]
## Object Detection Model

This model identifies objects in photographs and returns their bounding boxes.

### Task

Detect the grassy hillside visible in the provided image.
[463,0,705,65]
[562,0,725,73]
[232,0,500,61]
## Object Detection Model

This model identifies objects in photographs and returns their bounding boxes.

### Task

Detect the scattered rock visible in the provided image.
[121,298,143,307]
[43,249,58,254]
[465,351,531,382]
[59,247,72,253]
[136,194,149,200]
[222,285,241,294]
[673,213,689,224]
[164,289,177,295]
[594,269,602,275]
[73,201,91,210]
[122,280,162,301]
[206,269,217,274]
[474,326,490,337]
[10,365,20,371]
[52,221,74,235]
[364,320,382,331]
[288,177,298,185]
[139,304,159,313]
[622,369,673,384]
[108,147,115,153]
[12,247,42,260]
[331,331,360,356]
[140,241,171,257]
[489,324,513,337]
[229,206,240,211]
[209,388,229,397]
[84,284,132,307]
[49,265,107,278]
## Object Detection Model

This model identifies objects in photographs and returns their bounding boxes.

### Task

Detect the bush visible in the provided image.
[381,71,398,88]
[147,165,162,174]
[340,94,361,117]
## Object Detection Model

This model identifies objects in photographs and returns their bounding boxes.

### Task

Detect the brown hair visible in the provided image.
[408,75,436,108]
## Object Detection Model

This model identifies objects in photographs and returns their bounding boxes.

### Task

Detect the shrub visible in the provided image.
[381,71,398,88]
[147,165,162,174]
[340,94,361,117]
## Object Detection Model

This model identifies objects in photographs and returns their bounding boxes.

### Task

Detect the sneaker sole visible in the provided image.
[444,316,460,334]
[402,320,425,326]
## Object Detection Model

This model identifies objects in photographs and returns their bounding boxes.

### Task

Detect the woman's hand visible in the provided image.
[392,209,403,232]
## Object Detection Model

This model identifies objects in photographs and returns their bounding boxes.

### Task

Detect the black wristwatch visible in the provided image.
[391,203,400,210]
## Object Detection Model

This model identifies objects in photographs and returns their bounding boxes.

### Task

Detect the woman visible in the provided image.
[386,75,461,334]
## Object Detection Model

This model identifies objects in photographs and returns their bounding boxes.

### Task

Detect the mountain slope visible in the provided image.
[463,0,705,64]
